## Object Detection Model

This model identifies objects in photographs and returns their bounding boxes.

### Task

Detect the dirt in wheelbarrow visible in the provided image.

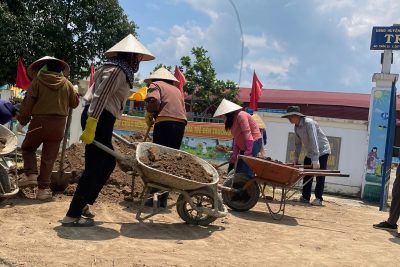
[139,146,214,183]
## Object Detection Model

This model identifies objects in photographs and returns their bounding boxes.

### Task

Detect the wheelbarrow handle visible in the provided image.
[302,171,350,177]
[92,140,126,161]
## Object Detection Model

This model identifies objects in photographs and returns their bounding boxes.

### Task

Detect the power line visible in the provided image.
[228,0,244,88]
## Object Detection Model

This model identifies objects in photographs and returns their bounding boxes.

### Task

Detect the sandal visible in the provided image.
[61,217,94,227]
[82,205,95,218]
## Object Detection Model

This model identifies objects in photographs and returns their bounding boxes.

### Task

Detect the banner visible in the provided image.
[114,115,232,140]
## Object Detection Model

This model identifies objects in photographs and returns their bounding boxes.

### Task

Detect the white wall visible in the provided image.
[258,112,369,197]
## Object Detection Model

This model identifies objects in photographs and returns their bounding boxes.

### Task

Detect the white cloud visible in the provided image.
[240,57,298,88]
[146,26,166,36]
[315,0,400,38]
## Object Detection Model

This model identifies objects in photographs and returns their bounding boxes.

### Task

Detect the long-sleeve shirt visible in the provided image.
[231,111,262,152]
[294,117,331,162]
[145,81,187,123]
[18,71,79,125]
[84,65,130,119]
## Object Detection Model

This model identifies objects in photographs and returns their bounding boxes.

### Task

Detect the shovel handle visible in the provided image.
[143,126,151,142]
[92,140,126,161]
[112,131,133,146]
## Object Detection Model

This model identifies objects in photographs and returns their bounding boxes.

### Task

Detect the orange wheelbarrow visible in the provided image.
[219,155,349,220]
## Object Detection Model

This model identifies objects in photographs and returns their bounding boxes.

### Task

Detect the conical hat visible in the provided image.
[27,56,70,79]
[252,113,266,128]
[213,99,242,117]
[144,67,179,85]
[105,34,155,61]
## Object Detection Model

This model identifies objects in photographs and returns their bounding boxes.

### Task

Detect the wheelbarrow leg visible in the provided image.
[264,187,286,220]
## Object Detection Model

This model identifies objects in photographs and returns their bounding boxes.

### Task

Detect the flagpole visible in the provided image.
[228,0,244,87]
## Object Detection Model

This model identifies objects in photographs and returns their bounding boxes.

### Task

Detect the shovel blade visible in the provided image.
[50,171,72,192]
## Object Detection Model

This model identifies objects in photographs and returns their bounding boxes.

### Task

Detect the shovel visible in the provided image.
[50,108,73,192]
[143,125,152,142]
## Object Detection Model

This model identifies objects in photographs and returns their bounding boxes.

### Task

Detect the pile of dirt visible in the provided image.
[139,146,214,183]
[215,144,229,153]
[44,134,147,202]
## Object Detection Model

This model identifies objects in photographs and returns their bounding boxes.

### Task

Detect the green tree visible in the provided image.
[180,47,239,115]
[0,0,137,84]
[151,64,172,73]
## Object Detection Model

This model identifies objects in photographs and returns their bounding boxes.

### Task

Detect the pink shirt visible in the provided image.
[231,111,262,151]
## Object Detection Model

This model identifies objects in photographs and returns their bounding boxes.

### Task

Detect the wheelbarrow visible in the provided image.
[0,124,19,200]
[92,140,228,226]
[219,155,350,220]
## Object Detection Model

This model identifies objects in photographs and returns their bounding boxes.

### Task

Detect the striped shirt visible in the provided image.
[85,65,130,119]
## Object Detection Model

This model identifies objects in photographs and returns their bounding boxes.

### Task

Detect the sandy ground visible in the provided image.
[0,193,399,267]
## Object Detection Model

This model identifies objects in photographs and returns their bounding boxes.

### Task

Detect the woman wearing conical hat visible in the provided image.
[143,67,187,208]
[62,34,155,227]
[213,99,262,176]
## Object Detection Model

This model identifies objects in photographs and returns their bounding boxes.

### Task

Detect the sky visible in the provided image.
[119,0,400,93]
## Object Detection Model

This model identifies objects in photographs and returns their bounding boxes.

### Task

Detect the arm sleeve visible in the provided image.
[306,121,320,162]
[294,131,302,163]
[68,82,79,109]
[145,83,161,113]
[17,79,39,125]
[88,67,124,119]
[238,114,254,142]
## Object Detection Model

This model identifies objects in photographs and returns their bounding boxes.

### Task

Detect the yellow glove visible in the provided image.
[144,111,154,127]
[80,117,98,144]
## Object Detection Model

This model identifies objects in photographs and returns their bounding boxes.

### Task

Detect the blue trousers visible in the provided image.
[235,138,263,177]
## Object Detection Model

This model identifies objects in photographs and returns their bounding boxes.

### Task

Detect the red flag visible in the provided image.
[15,56,31,90]
[89,63,95,87]
[174,65,186,98]
[249,70,263,111]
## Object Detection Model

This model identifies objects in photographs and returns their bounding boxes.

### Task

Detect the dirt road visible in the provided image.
[0,194,399,267]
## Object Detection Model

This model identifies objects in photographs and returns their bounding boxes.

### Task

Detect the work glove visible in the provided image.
[15,122,26,134]
[312,161,320,169]
[244,139,254,156]
[80,117,98,144]
[144,111,154,127]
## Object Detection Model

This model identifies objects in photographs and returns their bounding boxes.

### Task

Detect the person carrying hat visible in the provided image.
[252,113,267,158]
[214,99,263,177]
[16,56,79,200]
[61,34,155,227]
[143,67,187,208]
[282,106,331,206]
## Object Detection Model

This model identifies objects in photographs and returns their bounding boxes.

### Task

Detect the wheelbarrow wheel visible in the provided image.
[222,173,260,211]
[0,165,11,194]
[176,187,222,226]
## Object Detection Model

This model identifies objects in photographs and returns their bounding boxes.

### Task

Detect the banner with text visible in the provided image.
[114,115,232,140]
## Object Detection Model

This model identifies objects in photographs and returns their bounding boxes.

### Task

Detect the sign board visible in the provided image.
[115,115,232,140]
[285,132,341,169]
[370,26,400,50]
